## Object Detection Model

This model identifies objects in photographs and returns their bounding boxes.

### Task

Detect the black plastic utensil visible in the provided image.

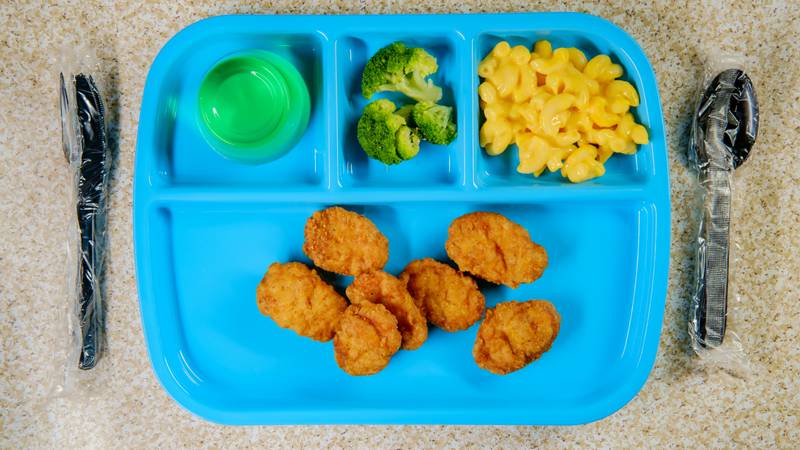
[75,74,110,369]
[690,69,759,347]
[60,72,110,369]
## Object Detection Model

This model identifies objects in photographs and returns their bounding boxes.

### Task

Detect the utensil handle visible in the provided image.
[78,208,100,369]
[696,169,732,347]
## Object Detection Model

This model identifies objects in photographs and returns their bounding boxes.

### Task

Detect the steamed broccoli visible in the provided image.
[412,101,457,145]
[395,104,415,124]
[357,99,420,164]
[395,125,420,160]
[361,42,443,103]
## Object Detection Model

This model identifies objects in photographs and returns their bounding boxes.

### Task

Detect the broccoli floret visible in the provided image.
[412,101,457,145]
[395,104,415,124]
[396,125,420,160]
[361,42,443,103]
[357,99,421,164]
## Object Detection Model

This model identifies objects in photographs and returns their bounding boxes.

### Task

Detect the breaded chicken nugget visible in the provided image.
[400,258,485,331]
[473,300,560,375]
[334,303,402,376]
[303,207,389,276]
[445,212,548,288]
[346,270,427,350]
[256,262,348,342]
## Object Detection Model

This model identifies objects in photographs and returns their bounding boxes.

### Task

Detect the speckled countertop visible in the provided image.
[2,1,799,448]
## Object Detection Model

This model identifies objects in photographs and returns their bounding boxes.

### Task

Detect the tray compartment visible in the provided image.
[335,31,468,189]
[473,30,657,188]
[140,199,660,423]
[143,31,329,187]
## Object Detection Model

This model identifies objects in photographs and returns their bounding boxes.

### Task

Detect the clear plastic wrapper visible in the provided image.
[54,44,112,395]
[687,55,758,374]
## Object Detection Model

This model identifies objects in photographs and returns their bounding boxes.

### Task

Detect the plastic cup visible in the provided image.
[198,50,310,164]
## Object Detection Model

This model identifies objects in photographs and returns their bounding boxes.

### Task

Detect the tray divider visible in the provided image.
[320,30,339,193]
[142,184,652,207]
[459,29,479,192]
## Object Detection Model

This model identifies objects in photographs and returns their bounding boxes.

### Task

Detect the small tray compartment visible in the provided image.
[473,30,658,188]
[335,31,468,189]
[138,28,328,188]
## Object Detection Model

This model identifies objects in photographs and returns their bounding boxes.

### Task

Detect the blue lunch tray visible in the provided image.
[134,12,670,425]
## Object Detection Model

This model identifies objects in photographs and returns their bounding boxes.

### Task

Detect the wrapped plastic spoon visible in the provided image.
[689,68,759,349]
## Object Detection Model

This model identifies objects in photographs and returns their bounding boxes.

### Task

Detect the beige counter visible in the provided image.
[1,1,799,448]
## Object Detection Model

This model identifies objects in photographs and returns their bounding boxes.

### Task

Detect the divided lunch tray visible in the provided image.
[134,12,670,425]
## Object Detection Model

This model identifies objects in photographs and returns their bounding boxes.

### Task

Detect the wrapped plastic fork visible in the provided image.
[58,44,111,382]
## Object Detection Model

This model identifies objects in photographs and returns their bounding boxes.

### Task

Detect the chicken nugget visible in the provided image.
[473,300,560,375]
[445,212,548,288]
[346,270,427,350]
[303,206,389,276]
[334,303,402,376]
[400,258,485,331]
[256,262,347,342]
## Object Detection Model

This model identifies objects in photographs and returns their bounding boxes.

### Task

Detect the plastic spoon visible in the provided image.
[689,69,759,347]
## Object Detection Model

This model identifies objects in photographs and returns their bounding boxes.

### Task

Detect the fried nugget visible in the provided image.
[473,300,560,375]
[445,212,548,288]
[334,303,402,376]
[346,270,427,350]
[400,258,485,332]
[256,262,348,342]
[303,207,389,276]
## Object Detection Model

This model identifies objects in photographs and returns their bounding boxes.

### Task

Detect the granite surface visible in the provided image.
[1,1,799,448]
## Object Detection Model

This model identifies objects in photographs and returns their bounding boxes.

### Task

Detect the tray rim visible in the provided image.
[133,11,671,426]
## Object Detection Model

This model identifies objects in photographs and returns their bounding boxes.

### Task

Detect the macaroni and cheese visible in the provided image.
[478,40,649,183]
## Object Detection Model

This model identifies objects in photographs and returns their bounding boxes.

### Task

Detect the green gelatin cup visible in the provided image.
[198,50,310,164]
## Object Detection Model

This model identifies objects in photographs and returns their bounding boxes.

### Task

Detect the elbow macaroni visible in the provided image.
[478,40,649,183]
